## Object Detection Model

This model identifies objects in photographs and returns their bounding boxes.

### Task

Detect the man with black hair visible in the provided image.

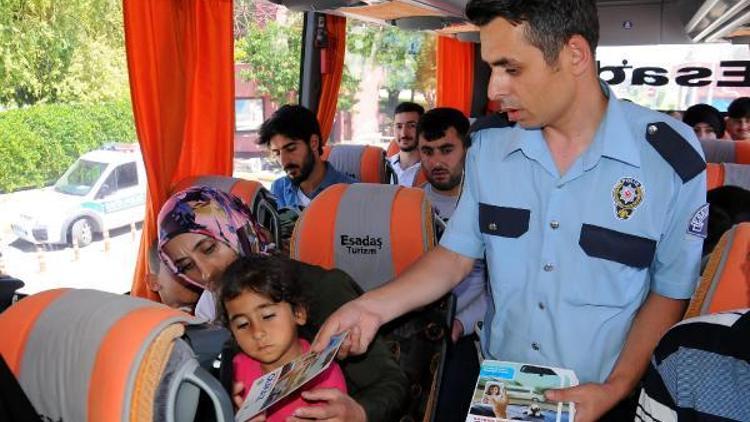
[682,103,725,140]
[726,97,750,141]
[418,107,489,420]
[389,102,425,186]
[313,1,706,421]
[258,105,355,208]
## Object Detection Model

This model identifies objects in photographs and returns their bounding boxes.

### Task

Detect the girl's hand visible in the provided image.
[233,381,245,409]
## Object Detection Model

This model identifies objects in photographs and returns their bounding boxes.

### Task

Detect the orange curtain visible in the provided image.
[317,15,347,145]
[123,0,235,300]
[436,36,474,116]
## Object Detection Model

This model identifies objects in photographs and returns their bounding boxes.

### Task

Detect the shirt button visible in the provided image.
[550,220,560,229]
[538,302,545,310]
[531,342,541,351]
[543,263,554,272]
[488,222,497,231]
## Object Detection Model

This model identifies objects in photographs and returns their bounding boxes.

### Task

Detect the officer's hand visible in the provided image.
[286,388,366,422]
[311,299,382,356]
[545,382,622,422]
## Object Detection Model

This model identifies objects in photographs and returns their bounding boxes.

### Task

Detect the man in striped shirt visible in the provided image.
[637,309,750,422]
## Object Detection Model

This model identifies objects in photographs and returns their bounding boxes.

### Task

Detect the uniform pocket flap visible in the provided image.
[478,204,530,238]
[578,224,656,269]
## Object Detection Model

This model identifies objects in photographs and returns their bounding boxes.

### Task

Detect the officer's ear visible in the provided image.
[563,34,593,77]
[309,134,321,157]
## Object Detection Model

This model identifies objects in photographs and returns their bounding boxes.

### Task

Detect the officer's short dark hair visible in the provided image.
[465,0,600,65]
[257,105,323,155]
[417,108,471,148]
[683,104,725,138]
[728,97,750,119]
[394,102,425,117]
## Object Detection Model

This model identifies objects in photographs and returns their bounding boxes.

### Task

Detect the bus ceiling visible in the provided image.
[269,0,750,45]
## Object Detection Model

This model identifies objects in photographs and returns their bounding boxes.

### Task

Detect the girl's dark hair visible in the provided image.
[216,255,307,326]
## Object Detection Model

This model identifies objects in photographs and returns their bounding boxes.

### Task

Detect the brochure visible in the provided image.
[234,332,348,422]
[465,360,578,422]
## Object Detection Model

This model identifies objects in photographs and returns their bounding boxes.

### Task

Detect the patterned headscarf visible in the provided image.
[157,186,270,287]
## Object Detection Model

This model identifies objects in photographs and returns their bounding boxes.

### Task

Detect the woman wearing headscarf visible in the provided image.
[157,186,407,422]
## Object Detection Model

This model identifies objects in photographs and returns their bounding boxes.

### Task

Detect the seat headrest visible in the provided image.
[172,175,266,209]
[386,139,399,157]
[706,163,724,190]
[700,139,750,164]
[0,289,196,422]
[686,223,750,317]
[721,163,750,191]
[290,183,436,291]
[322,144,387,183]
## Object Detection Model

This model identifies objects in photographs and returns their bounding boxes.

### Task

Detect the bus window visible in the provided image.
[597,43,750,111]
[330,21,437,149]
[233,0,303,183]
[0,1,142,296]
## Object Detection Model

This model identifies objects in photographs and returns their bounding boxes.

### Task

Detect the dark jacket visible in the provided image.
[294,260,408,422]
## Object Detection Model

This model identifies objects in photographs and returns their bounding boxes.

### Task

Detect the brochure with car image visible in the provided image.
[234,332,347,422]
[466,360,578,422]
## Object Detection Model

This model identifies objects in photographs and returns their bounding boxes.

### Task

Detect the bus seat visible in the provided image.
[412,167,428,187]
[290,183,453,421]
[321,144,388,183]
[704,163,750,191]
[700,139,750,164]
[706,163,724,190]
[722,163,750,191]
[172,175,266,210]
[685,223,750,318]
[0,288,233,422]
[387,139,399,157]
[171,175,290,247]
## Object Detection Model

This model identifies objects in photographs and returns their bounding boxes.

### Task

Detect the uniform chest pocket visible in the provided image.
[478,204,530,238]
[578,224,656,269]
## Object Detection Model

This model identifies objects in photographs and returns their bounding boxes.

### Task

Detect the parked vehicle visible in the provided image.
[11,144,146,247]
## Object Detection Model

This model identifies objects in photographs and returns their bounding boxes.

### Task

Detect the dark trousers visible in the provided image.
[434,334,480,422]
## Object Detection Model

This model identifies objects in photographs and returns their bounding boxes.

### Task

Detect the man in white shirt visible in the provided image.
[389,102,424,186]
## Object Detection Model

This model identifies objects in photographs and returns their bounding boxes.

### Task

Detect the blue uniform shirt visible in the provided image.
[440,87,707,384]
[271,162,357,208]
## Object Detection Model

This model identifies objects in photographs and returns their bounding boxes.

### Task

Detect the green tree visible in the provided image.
[346,22,431,112]
[0,0,127,107]
[235,13,303,106]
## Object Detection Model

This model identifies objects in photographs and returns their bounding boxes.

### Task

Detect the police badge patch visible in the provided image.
[687,203,709,238]
[612,177,644,220]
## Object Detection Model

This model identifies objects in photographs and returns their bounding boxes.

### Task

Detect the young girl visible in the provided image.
[218,255,347,422]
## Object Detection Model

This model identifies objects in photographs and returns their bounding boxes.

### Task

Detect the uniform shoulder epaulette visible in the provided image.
[468,113,514,135]
[645,121,705,183]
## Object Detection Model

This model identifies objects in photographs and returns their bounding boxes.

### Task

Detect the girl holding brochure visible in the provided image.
[217,255,347,422]
[157,186,407,422]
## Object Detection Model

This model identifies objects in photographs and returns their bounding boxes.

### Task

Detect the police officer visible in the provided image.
[313,1,707,421]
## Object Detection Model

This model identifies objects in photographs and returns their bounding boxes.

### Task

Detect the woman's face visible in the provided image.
[162,232,238,289]
[488,385,500,395]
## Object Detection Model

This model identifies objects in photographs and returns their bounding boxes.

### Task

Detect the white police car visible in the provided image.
[12,144,146,247]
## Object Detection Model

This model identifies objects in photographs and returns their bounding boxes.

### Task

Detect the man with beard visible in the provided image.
[389,102,424,186]
[418,108,489,421]
[258,105,356,208]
